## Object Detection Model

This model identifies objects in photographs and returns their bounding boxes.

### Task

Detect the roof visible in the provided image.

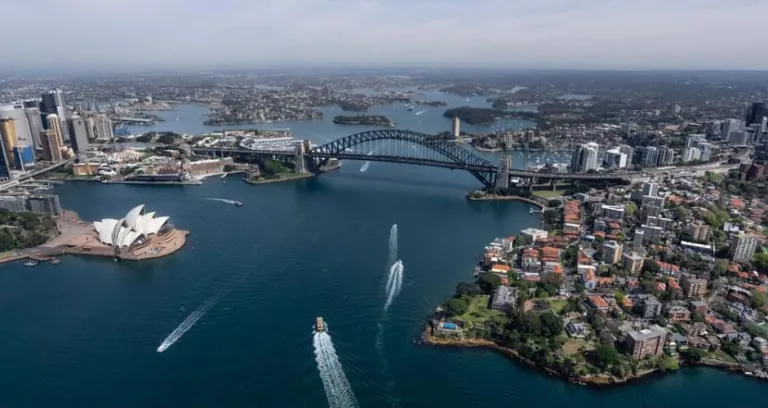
[627,325,667,341]
[491,264,510,272]
[588,295,608,308]
[93,204,169,248]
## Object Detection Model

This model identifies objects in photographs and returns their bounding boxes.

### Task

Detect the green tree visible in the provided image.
[625,202,638,218]
[455,282,482,297]
[539,312,564,337]
[135,133,154,143]
[751,290,768,309]
[591,345,619,370]
[477,272,502,294]
[444,297,469,316]
[712,259,729,279]
[642,259,660,274]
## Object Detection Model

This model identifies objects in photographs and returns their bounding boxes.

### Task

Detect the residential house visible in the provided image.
[491,286,519,312]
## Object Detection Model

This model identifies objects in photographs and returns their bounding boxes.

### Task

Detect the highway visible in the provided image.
[0,161,69,192]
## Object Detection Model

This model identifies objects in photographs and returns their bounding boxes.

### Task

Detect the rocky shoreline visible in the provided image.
[421,327,760,387]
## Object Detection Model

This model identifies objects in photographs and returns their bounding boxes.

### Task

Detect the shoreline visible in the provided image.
[421,327,759,387]
[466,194,546,208]
[243,173,314,185]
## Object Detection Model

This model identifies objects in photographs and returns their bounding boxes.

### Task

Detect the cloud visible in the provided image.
[2,0,767,71]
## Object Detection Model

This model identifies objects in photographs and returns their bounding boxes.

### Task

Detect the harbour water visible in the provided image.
[0,97,764,407]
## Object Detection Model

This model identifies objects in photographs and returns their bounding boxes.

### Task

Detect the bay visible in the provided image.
[0,95,763,407]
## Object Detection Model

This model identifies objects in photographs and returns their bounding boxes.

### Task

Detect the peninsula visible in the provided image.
[427,176,768,385]
[332,115,394,127]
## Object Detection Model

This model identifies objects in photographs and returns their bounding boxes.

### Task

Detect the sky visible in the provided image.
[3,0,768,71]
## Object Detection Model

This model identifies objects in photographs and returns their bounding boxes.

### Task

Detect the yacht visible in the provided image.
[315,316,326,332]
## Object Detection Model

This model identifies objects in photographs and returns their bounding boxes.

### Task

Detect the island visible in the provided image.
[443,106,507,125]
[414,100,447,107]
[332,115,394,127]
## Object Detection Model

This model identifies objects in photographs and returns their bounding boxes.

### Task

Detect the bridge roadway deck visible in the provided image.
[192,147,640,181]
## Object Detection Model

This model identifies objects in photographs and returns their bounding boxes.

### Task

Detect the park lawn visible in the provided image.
[455,295,505,325]
[713,350,739,364]
[548,298,567,314]
[533,190,567,199]
[562,338,593,356]
[0,251,15,260]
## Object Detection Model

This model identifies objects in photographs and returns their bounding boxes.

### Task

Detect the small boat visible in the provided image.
[220,173,227,179]
[49,258,60,265]
[24,260,39,267]
[315,316,326,332]
[233,201,243,207]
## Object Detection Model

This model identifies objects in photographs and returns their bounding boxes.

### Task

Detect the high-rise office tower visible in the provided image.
[451,116,461,138]
[45,114,65,149]
[0,105,35,170]
[0,118,17,168]
[41,89,70,142]
[495,155,511,189]
[67,114,89,153]
[93,113,113,141]
[746,102,768,125]
[721,119,742,142]
[40,130,63,162]
[0,132,10,180]
[24,106,44,149]
[571,142,599,172]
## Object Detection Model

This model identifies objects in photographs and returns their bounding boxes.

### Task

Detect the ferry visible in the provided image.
[315,316,326,332]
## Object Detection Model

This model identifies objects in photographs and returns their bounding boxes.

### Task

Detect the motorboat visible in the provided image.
[233,201,243,207]
[24,260,39,267]
[315,316,326,332]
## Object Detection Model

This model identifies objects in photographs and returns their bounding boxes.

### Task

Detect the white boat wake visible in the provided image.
[314,331,358,408]
[387,224,397,267]
[384,260,404,312]
[360,150,375,173]
[206,197,237,205]
[415,110,427,116]
[157,296,218,352]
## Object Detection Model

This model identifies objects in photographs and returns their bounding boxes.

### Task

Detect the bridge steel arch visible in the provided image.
[309,129,498,187]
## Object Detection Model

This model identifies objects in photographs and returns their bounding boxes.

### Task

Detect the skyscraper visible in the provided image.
[451,116,461,138]
[721,119,742,142]
[45,114,65,150]
[41,89,70,142]
[0,131,10,180]
[571,142,599,172]
[746,102,768,126]
[495,155,511,189]
[93,114,113,141]
[0,118,17,168]
[40,130,63,162]
[24,106,44,149]
[0,106,35,170]
[67,114,89,154]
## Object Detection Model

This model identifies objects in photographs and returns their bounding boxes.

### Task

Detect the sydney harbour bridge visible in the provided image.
[190,129,640,188]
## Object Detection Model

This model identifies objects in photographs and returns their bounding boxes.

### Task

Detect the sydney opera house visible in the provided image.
[53,204,188,260]
[94,205,170,248]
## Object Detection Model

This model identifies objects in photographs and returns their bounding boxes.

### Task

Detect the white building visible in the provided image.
[681,147,701,163]
[571,142,599,172]
[729,234,760,262]
[520,228,548,243]
[93,204,170,248]
[604,148,628,169]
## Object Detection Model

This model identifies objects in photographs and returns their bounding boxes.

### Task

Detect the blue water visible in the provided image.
[0,92,763,407]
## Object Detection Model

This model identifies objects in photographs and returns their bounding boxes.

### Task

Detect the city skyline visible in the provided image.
[3,0,768,72]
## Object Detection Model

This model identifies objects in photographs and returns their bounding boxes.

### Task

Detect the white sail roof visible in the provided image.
[93,205,170,247]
